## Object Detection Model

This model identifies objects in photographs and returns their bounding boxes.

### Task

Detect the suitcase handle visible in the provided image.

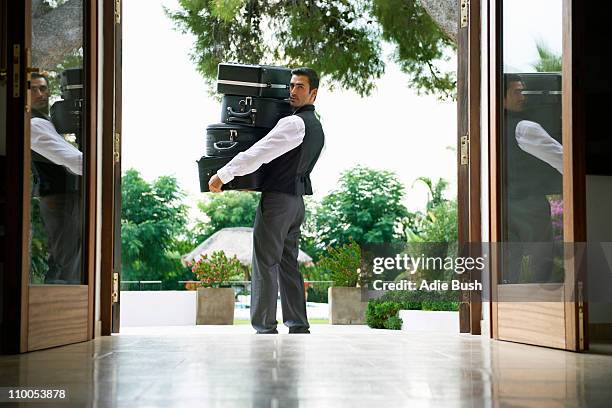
[227,116,252,125]
[227,107,254,119]
[213,141,239,150]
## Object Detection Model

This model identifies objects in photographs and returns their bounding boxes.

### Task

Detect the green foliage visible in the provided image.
[300,197,324,262]
[193,191,259,243]
[45,49,83,97]
[306,286,329,303]
[315,166,409,249]
[370,0,456,99]
[406,177,457,244]
[318,240,361,287]
[121,169,189,286]
[301,264,330,282]
[532,41,562,72]
[366,291,458,328]
[166,0,456,98]
[378,289,459,311]
[384,315,403,330]
[29,198,49,283]
[190,250,244,287]
[365,300,402,329]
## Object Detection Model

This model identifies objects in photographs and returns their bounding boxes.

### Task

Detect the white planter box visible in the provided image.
[399,310,459,333]
[120,291,196,327]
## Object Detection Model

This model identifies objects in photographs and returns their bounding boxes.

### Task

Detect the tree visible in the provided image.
[532,40,562,72]
[192,191,260,243]
[405,177,457,243]
[34,0,460,97]
[121,169,190,286]
[32,0,83,69]
[314,165,409,249]
[167,0,458,98]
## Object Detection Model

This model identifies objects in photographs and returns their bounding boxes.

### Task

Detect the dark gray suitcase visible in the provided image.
[513,73,562,142]
[221,95,292,128]
[217,63,291,99]
[197,156,263,192]
[205,123,269,157]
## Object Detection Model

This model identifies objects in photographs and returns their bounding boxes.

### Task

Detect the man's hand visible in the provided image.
[208,174,224,193]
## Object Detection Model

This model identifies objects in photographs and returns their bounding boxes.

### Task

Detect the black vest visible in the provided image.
[504,111,562,199]
[31,110,80,196]
[260,104,324,195]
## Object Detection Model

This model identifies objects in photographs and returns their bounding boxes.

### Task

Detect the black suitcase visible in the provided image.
[205,123,269,157]
[221,95,292,128]
[197,156,263,192]
[514,73,562,142]
[217,63,291,99]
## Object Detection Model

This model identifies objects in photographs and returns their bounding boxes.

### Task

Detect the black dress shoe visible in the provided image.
[288,327,310,334]
[256,329,278,334]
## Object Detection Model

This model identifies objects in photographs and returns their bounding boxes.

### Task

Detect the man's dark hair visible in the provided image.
[31,72,50,88]
[504,73,523,97]
[291,67,319,90]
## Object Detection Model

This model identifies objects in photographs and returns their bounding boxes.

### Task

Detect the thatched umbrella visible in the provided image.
[181,227,313,267]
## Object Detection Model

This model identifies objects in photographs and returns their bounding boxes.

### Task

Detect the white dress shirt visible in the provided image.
[31,117,83,176]
[515,120,563,174]
[217,115,306,184]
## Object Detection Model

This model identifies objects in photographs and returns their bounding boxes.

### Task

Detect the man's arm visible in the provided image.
[515,120,563,174]
[215,115,306,185]
[31,118,83,175]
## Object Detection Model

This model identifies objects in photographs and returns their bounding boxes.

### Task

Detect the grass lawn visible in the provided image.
[233,318,329,325]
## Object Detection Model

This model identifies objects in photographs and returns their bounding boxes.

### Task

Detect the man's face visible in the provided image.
[289,74,317,108]
[31,77,50,112]
[504,81,525,112]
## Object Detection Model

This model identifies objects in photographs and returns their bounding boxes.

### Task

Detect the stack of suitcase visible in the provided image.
[198,63,293,192]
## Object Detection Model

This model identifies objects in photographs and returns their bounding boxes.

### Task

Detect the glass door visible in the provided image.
[2,0,96,353]
[491,0,586,351]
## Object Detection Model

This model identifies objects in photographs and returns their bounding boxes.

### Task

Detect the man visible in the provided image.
[503,73,563,283]
[30,72,83,284]
[208,67,325,334]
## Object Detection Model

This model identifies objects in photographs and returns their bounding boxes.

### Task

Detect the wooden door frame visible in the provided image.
[2,0,29,355]
[488,0,587,351]
[100,0,122,335]
[457,0,482,335]
[1,0,98,353]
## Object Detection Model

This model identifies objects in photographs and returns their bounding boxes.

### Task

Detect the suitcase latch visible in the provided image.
[229,129,238,141]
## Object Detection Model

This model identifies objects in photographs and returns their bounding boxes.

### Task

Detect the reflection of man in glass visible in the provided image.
[30,72,83,284]
[503,74,563,283]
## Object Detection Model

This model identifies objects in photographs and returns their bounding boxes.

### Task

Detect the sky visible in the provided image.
[121,0,459,217]
[503,0,562,72]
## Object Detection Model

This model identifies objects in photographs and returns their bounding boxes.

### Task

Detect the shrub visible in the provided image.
[384,315,403,330]
[378,289,460,311]
[191,251,243,288]
[366,301,402,329]
[318,240,361,287]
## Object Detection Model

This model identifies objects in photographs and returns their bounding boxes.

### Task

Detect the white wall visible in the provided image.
[480,0,491,338]
[586,175,612,324]
[120,291,197,327]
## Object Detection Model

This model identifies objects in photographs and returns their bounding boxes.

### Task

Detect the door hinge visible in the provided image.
[12,44,20,97]
[461,0,470,28]
[115,0,121,24]
[460,135,470,165]
[112,272,119,303]
[113,132,121,163]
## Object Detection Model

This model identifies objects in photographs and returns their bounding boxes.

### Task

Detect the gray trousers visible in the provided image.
[39,193,82,284]
[251,191,308,333]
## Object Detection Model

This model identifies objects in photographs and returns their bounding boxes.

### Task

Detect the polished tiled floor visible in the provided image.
[1,325,611,407]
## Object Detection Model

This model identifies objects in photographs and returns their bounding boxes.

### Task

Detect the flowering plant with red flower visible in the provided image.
[190,251,244,288]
